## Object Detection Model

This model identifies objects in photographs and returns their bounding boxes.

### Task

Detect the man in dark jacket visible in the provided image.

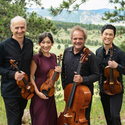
[96,24,125,125]
[0,16,33,125]
[61,25,100,125]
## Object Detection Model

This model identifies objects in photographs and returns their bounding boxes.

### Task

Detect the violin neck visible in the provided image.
[22,78,28,86]
[109,52,114,81]
[110,68,113,82]
[52,60,61,81]
[66,61,82,108]
[16,66,28,86]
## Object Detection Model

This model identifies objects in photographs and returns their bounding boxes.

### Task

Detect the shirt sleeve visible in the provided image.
[32,54,38,65]
[0,42,16,79]
[82,52,100,85]
[116,50,125,75]
[61,50,66,90]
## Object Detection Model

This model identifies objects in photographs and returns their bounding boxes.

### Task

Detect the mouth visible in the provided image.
[43,48,49,50]
[105,39,110,42]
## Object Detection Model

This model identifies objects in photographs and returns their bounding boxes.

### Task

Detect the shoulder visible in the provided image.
[63,46,72,55]
[88,50,97,60]
[0,37,11,45]
[96,46,103,52]
[32,53,39,64]
[25,37,33,46]
[114,44,124,53]
[65,46,72,51]
[96,46,103,55]
[0,37,11,49]
[33,53,39,58]
[50,53,57,60]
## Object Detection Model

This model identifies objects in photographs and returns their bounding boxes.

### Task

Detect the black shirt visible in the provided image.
[61,46,100,95]
[96,44,125,94]
[0,36,33,98]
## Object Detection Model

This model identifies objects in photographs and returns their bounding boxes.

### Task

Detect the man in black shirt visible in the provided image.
[61,25,100,125]
[0,16,33,125]
[96,24,125,125]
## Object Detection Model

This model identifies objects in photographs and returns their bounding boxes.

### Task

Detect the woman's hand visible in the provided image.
[37,91,49,100]
[55,66,61,73]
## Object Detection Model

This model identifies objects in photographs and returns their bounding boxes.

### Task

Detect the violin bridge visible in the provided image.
[27,86,31,90]
[109,82,114,85]
[63,113,72,118]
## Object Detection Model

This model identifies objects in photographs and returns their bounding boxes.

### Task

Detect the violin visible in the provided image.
[40,54,62,97]
[57,48,91,125]
[103,46,122,95]
[10,59,34,100]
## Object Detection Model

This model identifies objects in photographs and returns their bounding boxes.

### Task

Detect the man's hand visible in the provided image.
[15,71,25,81]
[108,60,118,68]
[73,71,83,83]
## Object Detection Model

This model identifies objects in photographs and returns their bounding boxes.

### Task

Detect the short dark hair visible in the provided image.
[101,24,116,36]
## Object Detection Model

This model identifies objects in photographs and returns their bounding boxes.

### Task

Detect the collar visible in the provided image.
[11,35,26,45]
[69,46,86,55]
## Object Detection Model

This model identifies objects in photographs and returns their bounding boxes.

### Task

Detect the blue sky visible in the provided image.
[30,0,119,10]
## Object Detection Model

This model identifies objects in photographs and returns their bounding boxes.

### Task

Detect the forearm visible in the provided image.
[30,77,40,95]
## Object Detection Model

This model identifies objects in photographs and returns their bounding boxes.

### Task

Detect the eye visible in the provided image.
[79,38,83,40]
[73,38,77,40]
[15,27,19,30]
[21,27,25,29]
[41,41,45,44]
[47,41,51,44]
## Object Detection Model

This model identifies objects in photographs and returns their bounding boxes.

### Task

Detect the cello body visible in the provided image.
[57,84,91,125]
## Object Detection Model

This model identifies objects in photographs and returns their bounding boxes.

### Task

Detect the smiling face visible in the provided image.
[101,29,115,46]
[72,30,85,54]
[39,36,53,55]
[10,18,27,41]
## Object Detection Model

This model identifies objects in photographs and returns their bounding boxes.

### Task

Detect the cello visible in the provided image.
[57,48,91,125]
[40,54,62,97]
[10,59,34,100]
[103,46,122,95]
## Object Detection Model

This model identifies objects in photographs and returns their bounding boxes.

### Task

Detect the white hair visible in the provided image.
[10,16,27,28]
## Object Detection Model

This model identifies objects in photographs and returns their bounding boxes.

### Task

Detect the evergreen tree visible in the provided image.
[0,0,57,43]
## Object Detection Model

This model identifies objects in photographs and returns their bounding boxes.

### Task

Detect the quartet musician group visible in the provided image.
[0,15,125,125]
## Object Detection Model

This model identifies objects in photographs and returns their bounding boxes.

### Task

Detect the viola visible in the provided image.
[40,54,62,97]
[57,48,91,125]
[10,59,34,100]
[103,46,122,95]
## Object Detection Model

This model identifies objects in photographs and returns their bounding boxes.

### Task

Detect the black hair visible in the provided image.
[38,32,54,57]
[101,24,116,36]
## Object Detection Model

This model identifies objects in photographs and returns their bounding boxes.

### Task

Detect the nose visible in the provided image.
[18,28,22,32]
[44,43,48,47]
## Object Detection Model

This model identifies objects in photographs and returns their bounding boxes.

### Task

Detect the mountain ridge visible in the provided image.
[27,8,123,25]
